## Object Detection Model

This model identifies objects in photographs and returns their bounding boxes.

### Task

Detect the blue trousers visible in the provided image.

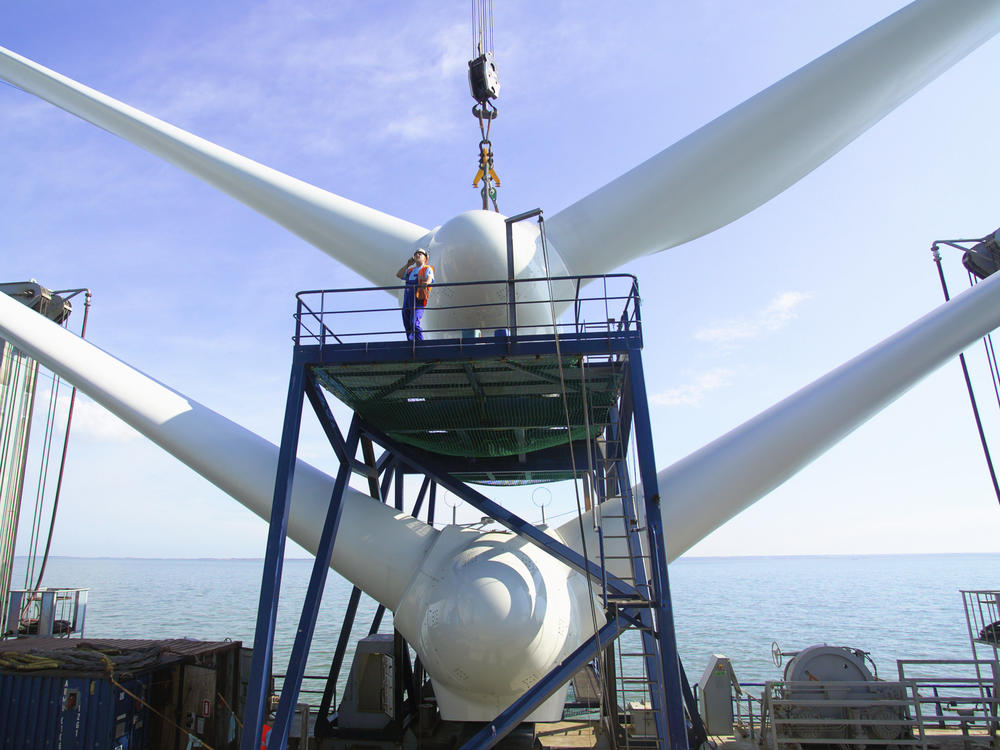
[402,304,426,341]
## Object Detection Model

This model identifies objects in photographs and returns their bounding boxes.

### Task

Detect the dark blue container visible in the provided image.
[0,671,150,749]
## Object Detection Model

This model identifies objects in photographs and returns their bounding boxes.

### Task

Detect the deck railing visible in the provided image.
[898,658,999,739]
[293,273,641,352]
[761,679,926,750]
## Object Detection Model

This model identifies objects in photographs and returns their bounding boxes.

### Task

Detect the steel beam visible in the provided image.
[241,358,307,750]
[627,347,688,750]
[271,414,361,744]
[360,420,639,599]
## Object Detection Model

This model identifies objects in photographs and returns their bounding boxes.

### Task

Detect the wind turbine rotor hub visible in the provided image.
[412,210,571,337]
[393,526,600,721]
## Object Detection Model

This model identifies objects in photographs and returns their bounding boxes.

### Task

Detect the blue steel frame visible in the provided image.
[241,359,306,750]
[244,276,689,750]
[626,348,689,750]
[242,353,441,750]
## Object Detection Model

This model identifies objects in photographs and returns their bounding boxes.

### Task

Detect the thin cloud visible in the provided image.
[651,368,732,406]
[69,397,140,443]
[142,4,468,151]
[695,291,812,344]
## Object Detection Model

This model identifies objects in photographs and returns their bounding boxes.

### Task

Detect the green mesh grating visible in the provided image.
[313,354,625,459]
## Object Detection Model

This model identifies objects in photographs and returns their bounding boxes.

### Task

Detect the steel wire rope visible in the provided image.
[0,351,28,613]
[0,351,19,553]
[32,290,91,591]
[932,246,1000,505]
[4,356,40,624]
[968,269,1000,409]
[488,0,494,56]
[0,352,27,517]
[25,375,56,579]
[90,649,221,750]
[24,360,61,588]
[537,216,618,735]
[0,346,17,476]
[23,361,56,582]
[984,333,1000,408]
[472,0,493,56]
[0,350,22,630]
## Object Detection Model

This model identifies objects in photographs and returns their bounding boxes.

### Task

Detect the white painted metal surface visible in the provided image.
[0,290,588,721]
[5,258,1000,720]
[0,45,428,287]
[2,0,1000,725]
[411,211,573,337]
[0,291,436,611]
[5,1,998,293]
[393,524,596,721]
[654,267,1000,560]
[559,269,1000,573]
[545,0,1000,274]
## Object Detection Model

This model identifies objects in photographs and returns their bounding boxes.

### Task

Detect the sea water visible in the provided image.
[12,553,999,700]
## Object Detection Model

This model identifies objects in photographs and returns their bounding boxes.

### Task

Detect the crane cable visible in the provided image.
[30,290,92,591]
[469,0,500,211]
[931,245,1000,506]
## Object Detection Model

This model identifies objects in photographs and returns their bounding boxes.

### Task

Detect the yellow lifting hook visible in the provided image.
[472,142,500,188]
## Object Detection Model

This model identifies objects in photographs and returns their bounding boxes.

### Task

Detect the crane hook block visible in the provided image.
[469,52,500,102]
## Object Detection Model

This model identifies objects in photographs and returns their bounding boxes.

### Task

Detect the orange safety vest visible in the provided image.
[414,264,434,303]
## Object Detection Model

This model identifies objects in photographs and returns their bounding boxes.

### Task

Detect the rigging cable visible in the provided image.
[971,266,1000,409]
[0,349,39,620]
[23,351,61,588]
[31,289,92,590]
[931,245,1000,505]
[469,0,500,211]
[536,213,619,738]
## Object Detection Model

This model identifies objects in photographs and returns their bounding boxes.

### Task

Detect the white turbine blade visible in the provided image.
[558,269,1000,567]
[658,268,1000,558]
[0,292,436,609]
[0,46,428,284]
[546,0,1000,275]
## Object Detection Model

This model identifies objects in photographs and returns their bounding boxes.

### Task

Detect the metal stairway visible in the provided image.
[590,402,668,748]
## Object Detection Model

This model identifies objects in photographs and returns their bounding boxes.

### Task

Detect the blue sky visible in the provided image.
[3,1,999,560]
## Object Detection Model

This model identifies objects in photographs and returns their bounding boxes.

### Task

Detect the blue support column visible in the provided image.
[410,476,432,518]
[317,584,363,732]
[241,356,308,750]
[427,481,437,525]
[605,406,670,748]
[305,375,350,465]
[394,463,405,510]
[627,347,689,750]
[379,460,394,502]
[271,413,361,746]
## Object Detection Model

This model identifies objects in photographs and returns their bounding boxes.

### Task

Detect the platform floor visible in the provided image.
[313,354,625,461]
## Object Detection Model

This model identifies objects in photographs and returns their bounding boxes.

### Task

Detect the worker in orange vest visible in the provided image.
[396,248,435,341]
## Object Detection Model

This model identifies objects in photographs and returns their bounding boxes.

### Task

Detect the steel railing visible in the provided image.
[761,679,926,750]
[898,658,999,743]
[293,274,641,351]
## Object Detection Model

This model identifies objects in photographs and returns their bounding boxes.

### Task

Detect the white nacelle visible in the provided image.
[394,525,602,722]
[404,210,574,337]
